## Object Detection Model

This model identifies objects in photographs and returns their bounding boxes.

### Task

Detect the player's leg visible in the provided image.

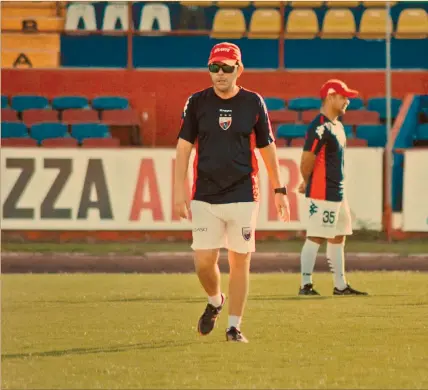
[299,199,341,295]
[223,202,258,343]
[190,200,227,335]
[327,198,368,295]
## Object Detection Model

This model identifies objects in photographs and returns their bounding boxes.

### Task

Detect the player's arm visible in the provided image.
[258,144,283,188]
[300,152,316,184]
[300,124,326,188]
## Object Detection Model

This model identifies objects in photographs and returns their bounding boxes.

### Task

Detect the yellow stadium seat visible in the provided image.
[285,9,319,38]
[321,8,356,38]
[326,1,360,7]
[362,1,397,7]
[290,1,323,8]
[1,50,59,68]
[2,33,60,51]
[253,1,285,7]
[395,8,428,39]
[180,1,213,6]
[1,17,64,32]
[211,9,246,38]
[359,8,393,39]
[248,8,281,38]
[216,1,251,7]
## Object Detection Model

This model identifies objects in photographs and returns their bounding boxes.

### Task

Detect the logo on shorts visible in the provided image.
[309,201,318,217]
[242,227,252,241]
[219,109,232,131]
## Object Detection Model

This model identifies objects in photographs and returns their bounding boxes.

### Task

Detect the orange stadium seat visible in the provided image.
[81,138,121,148]
[253,1,284,7]
[62,109,100,124]
[1,16,64,32]
[211,9,246,38]
[395,8,428,39]
[41,138,79,148]
[290,2,323,8]
[22,109,59,127]
[359,8,393,39]
[1,50,59,68]
[321,8,356,38]
[216,1,251,8]
[248,8,282,39]
[326,1,360,7]
[285,9,319,38]
[362,1,397,7]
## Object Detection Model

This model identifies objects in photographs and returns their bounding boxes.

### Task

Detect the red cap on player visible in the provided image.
[320,79,359,99]
[208,42,244,69]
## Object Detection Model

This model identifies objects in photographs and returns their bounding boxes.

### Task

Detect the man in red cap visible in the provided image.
[297,79,368,296]
[174,42,291,343]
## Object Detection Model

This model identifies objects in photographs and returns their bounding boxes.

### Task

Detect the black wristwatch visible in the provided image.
[274,187,287,195]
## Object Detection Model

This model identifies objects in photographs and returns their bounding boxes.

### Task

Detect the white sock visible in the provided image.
[300,239,320,287]
[327,242,348,290]
[208,293,223,308]
[228,315,241,330]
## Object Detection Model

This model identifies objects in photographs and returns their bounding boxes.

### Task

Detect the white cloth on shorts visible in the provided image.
[190,200,259,253]
[305,197,353,239]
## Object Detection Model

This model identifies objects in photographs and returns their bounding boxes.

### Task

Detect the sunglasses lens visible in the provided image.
[209,63,236,73]
[222,65,235,73]
[209,64,220,73]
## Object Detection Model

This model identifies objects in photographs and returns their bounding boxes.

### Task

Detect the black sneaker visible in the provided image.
[226,326,248,343]
[333,284,368,296]
[298,283,320,296]
[197,293,225,335]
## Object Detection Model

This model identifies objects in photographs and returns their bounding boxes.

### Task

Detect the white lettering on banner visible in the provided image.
[402,150,428,232]
[0,148,384,231]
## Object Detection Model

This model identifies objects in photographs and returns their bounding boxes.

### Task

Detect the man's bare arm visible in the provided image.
[259,143,283,189]
[174,138,193,192]
[300,151,316,183]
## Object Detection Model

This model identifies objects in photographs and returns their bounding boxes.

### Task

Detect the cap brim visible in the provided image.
[342,89,359,98]
[208,56,237,66]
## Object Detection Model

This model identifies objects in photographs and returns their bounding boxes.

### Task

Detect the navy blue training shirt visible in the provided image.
[303,113,347,202]
[178,86,275,204]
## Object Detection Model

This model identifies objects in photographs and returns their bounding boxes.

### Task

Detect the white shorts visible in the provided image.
[190,200,259,254]
[306,197,353,239]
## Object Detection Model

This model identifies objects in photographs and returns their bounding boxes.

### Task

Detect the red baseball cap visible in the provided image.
[320,79,359,99]
[208,42,244,69]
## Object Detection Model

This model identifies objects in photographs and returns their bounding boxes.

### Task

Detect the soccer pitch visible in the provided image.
[2,272,427,389]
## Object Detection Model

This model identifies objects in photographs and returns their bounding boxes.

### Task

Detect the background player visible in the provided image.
[174,42,290,343]
[298,79,368,296]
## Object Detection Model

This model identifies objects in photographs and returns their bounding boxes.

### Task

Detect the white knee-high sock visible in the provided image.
[327,242,347,290]
[300,240,320,287]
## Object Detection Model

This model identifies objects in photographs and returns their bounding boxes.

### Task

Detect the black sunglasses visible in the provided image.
[208,63,237,74]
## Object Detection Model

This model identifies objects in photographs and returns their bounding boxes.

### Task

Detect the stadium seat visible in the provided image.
[362,1,397,7]
[359,9,393,39]
[347,138,368,147]
[11,95,49,112]
[1,122,29,138]
[277,124,307,139]
[395,9,428,39]
[52,96,89,110]
[139,3,172,31]
[367,97,401,120]
[290,137,306,147]
[31,123,69,144]
[264,97,286,111]
[321,9,356,39]
[71,123,111,143]
[41,137,79,148]
[1,49,60,69]
[347,97,365,110]
[62,109,100,124]
[285,9,319,39]
[356,124,387,147]
[22,109,59,127]
[326,1,360,7]
[101,109,140,125]
[102,2,132,31]
[180,1,214,6]
[1,137,38,147]
[344,125,354,137]
[253,1,283,7]
[65,3,97,31]
[1,95,9,108]
[217,1,251,7]
[269,110,299,125]
[342,110,380,125]
[290,2,323,8]
[248,8,281,39]
[288,97,321,111]
[211,9,246,38]
[81,137,121,148]
[91,96,129,111]
[301,109,321,123]
[415,124,428,140]
[1,108,18,121]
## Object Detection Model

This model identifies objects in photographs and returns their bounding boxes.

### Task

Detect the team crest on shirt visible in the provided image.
[219,109,232,131]
[242,227,252,241]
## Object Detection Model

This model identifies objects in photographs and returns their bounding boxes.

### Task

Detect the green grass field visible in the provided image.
[2,272,428,389]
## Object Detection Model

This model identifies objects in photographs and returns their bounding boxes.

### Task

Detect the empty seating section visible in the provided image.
[248,9,281,38]
[52,96,89,110]
[286,9,319,38]
[396,8,428,39]
[321,9,356,38]
[211,9,246,38]
[62,109,99,124]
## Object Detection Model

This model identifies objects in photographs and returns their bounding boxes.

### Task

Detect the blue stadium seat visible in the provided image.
[367,97,402,119]
[344,125,354,138]
[288,97,321,111]
[91,96,129,110]
[52,96,89,110]
[71,123,111,143]
[277,124,307,139]
[356,124,387,147]
[264,97,286,111]
[31,123,69,144]
[347,98,365,110]
[415,124,428,140]
[11,95,50,112]
[1,122,29,138]
[1,95,9,109]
